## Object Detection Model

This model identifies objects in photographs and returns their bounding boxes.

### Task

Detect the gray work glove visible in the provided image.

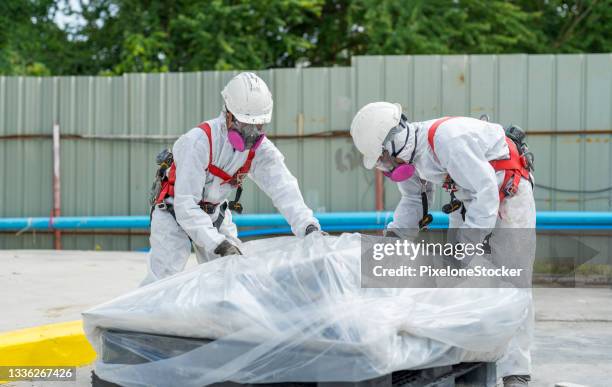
[214,240,242,257]
[383,229,400,238]
[305,224,328,236]
[502,375,530,387]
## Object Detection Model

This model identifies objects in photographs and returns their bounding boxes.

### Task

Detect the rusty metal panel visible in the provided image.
[353,56,384,211]
[0,77,56,249]
[583,54,612,212]
[554,55,585,211]
[497,55,528,125]
[266,68,301,215]
[328,67,357,212]
[302,68,330,212]
[441,55,469,116]
[412,55,442,120]
[526,55,555,211]
[58,76,95,249]
[89,76,131,251]
[251,69,275,214]
[381,56,412,210]
[469,55,497,119]
[3,77,27,249]
[0,77,5,249]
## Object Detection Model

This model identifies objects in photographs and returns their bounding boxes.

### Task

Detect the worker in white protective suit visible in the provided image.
[142,72,321,285]
[349,102,535,387]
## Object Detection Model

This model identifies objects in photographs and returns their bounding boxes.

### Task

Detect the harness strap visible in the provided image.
[199,122,257,186]
[427,117,531,202]
[154,202,227,231]
[154,122,258,205]
[427,116,455,153]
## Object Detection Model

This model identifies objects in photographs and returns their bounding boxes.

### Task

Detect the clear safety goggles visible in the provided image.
[375,122,407,172]
[375,149,400,172]
[376,122,418,172]
[231,117,265,135]
[231,116,266,149]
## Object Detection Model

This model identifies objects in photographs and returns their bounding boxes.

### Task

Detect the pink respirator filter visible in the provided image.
[227,129,246,152]
[251,134,264,151]
[228,129,265,152]
[383,164,416,182]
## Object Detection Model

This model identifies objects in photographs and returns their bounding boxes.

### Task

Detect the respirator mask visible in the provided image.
[227,114,265,152]
[376,115,418,182]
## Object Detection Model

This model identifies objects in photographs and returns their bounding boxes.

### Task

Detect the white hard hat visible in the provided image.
[221,72,273,125]
[350,102,403,169]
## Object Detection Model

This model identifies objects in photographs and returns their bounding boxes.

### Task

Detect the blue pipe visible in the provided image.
[0,216,151,231]
[233,211,612,227]
[238,224,395,237]
[1,211,612,231]
[239,223,612,238]
[233,212,398,227]
[535,211,612,225]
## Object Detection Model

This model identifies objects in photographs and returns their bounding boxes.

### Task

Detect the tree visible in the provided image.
[0,0,69,75]
[62,0,324,74]
[169,0,323,71]
[518,0,612,53]
[349,0,540,54]
[0,0,609,76]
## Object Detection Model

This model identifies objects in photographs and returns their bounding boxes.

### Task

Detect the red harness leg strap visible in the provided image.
[427,117,531,202]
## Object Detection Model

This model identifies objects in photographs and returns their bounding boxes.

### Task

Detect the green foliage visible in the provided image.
[517,0,612,53]
[0,0,609,75]
[168,0,323,71]
[0,0,68,75]
[346,0,542,55]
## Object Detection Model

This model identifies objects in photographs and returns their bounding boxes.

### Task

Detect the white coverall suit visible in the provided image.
[386,116,535,378]
[142,114,320,285]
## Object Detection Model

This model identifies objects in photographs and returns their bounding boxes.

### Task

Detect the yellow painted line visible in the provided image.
[0,320,96,382]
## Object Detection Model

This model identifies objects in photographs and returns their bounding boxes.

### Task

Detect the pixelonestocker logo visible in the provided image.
[360,233,534,288]
[369,239,523,279]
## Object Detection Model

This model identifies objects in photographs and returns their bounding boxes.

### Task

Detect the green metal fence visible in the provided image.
[0,54,610,250]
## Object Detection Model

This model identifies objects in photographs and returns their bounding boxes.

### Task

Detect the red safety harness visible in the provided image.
[427,117,531,202]
[155,122,256,204]
[199,122,256,187]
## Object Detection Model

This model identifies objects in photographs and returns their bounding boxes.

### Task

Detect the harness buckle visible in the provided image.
[228,186,244,214]
[228,201,243,214]
[503,178,518,197]
[442,176,457,192]
[230,173,247,187]
[155,202,176,218]
[200,202,218,214]
[418,213,433,230]
[442,198,463,214]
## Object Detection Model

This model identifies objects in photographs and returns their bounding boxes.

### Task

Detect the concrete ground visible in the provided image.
[1,250,611,387]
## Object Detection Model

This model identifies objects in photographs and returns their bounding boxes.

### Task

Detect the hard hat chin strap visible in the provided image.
[224,106,265,152]
[390,128,409,157]
[386,114,413,158]
[382,127,419,182]
[390,126,418,163]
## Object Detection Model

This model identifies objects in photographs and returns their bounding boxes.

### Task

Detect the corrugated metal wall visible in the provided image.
[1,54,610,250]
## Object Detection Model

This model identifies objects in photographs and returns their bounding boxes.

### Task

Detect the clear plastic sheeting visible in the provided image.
[83,233,530,387]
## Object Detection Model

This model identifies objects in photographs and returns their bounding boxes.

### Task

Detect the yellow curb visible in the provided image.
[0,320,96,382]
